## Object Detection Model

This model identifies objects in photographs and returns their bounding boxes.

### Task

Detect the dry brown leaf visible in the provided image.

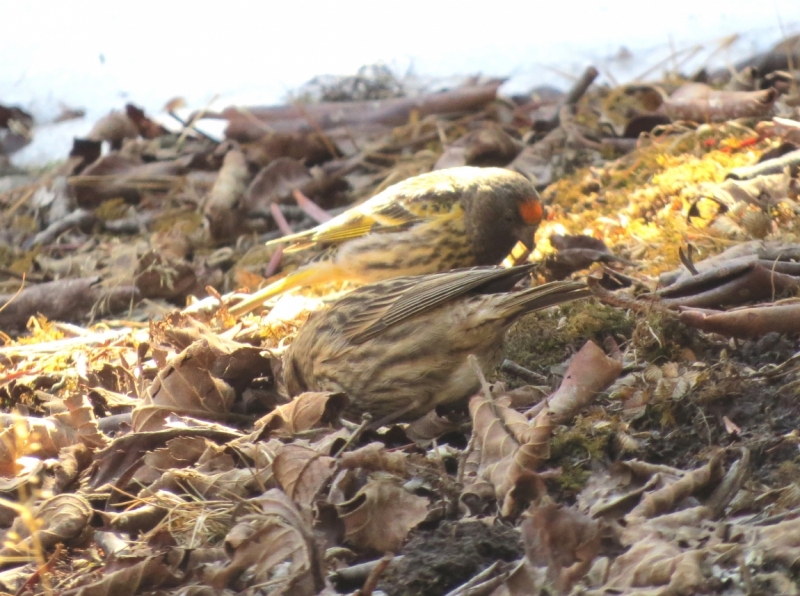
[58,392,109,449]
[104,503,168,535]
[88,427,241,490]
[125,103,167,139]
[243,157,312,210]
[621,506,714,547]
[0,494,93,560]
[0,411,80,460]
[273,443,337,507]
[661,83,777,122]
[133,340,236,431]
[337,477,428,553]
[490,559,543,596]
[679,302,800,338]
[203,148,251,243]
[405,409,463,442]
[748,516,800,568]
[133,335,272,431]
[708,171,792,206]
[544,234,628,280]
[527,340,622,423]
[143,436,211,471]
[521,502,601,592]
[53,443,93,492]
[204,489,325,594]
[87,361,139,396]
[596,539,705,594]
[578,462,664,521]
[338,442,408,476]
[70,153,189,208]
[61,550,188,596]
[241,131,335,167]
[0,454,44,496]
[494,384,547,410]
[768,116,800,144]
[135,250,198,301]
[626,451,724,522]
[433,123,521,170]
[463,393,552,516]
[251,391,348,440]
[146,466,260,501]
[0,276,140,334]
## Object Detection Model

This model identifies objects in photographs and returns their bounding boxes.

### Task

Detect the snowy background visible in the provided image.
[2,0,798,166]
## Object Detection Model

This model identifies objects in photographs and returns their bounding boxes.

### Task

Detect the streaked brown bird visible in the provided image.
[228,167,544,316]
[283,265,590,426]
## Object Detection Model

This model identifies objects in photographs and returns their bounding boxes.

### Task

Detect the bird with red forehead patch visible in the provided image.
[229,166,544,316]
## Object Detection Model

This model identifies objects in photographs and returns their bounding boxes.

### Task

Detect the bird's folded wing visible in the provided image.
[267,200,428,250]
[345,265,536,344]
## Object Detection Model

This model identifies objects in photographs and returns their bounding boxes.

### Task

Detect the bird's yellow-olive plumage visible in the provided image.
[229,167,543,316]
[283,265,589,425]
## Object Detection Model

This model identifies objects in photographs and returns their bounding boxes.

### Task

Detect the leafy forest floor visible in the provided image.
[1,36,800,596]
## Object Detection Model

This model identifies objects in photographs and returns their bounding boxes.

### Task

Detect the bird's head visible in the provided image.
[463,168,544,264]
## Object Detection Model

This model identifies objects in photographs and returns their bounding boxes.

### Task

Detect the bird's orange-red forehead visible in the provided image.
[519,199,543,225]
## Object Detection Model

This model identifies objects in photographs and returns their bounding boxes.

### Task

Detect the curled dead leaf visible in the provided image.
[252,392,348,440]
[661,83,777,123]
[0,494,93,560]
[338,442,408,476]
[205,489,325,594]
[626,451,724,522]
[463,393,552,516]
[273,444,337,507]
[134,340,236,431]
[337,477,428,553]
[679,302,800,338]
[526,340,622,423]
[60,550,188,596]
[203,149,251,243]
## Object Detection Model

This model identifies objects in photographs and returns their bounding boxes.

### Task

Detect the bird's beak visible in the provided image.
[516,225,537,251]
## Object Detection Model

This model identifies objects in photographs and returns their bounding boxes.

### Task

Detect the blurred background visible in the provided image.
[1,0,798,165]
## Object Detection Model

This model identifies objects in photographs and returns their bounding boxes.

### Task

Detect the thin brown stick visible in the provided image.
[269,202,294,236]
[14,543,63,596]
[357,552,394,596]
[0,273,25,315]
[546,66,599,128]
[500,359,548,384]
[334,413,373,457]
[293,188,332,223]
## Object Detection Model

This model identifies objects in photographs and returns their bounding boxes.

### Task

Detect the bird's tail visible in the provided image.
[495,280,591,321]
[227,263,348,317]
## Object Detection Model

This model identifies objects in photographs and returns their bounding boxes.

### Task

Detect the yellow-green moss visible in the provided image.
[503,300,634,375]
[549,417,614,494]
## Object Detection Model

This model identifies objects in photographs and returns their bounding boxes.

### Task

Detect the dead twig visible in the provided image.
[357,552,395,596]
[500,359,548,384]
[546,66,599,129]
